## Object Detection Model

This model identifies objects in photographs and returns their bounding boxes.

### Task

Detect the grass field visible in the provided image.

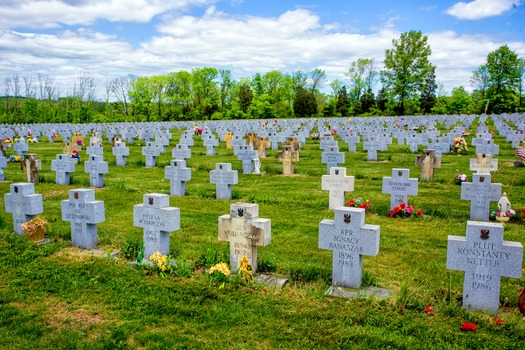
[0,117,524,349]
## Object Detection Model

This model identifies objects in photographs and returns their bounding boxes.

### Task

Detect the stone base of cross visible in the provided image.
[218,203,271,274]
[319,207,380,289]
[447,221,523,314]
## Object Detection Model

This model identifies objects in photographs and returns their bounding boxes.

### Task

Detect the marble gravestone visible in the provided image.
[382,169,419,210]
[277,145,299,176]
[321,167,355,210]
[51,154,77,185]
[13,138,29,156]
[236,145,258,174]
[172,144,191,161]
[0,153,7,181]
[470,153,498,174]
[61,189,105,249]
[319,207,380,289]
[447,221,523,314]
[84,155,109,188]
[218,203,271,273]
[416,149,441,181]
[321,146,345,174]
[461,174,502,221]
[165,159,192,197]
[21,154,42,183]
[112,141,130,166]
[142,141,161,167]
[4,182,44,234]
[210,163,238,200]
[133,193,180,258]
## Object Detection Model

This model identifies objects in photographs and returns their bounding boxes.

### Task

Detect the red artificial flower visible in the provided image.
[416,210,423,217]
[493,316,505,325]
[405,206,413,214]
[425,304,432,314]
[347,200,355,207]
[399,202,406,209]
[459,322,476,331]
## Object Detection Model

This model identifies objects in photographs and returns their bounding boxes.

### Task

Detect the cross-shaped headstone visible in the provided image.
[134,193,180,258]
[237,145,259,174]
[86,142,104,156]
[322,167,355,210]
[21,154,42,183]
[203,134,219,155]
[0,153,7,181]
[4,183,44,234]
[447,221,523,314]
[319,207,380,289]
[171,144,191,160]
[382,168,419,210]
[210,163,238,200]
[320,135,337,151]
[363,137,381,161]
[62,141,80,154]
[475,139,499,156]
[223,132,234,149]
[230,135,246,155]
[112,141,130,166]
[415,149,441,181]
[470,153,498,174]
[278,145,299,176]
[256,137,270,158]
[218,203,271,273]
[142,141,161,167]
[165,159,191,197]
[61,189,105,249]
[13,139,29,156]
[51,154,77,185]
[321,146,345,174]
[461,173,502,221]
[84,155,108,188]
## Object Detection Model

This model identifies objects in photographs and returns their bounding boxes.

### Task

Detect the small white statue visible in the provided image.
[253,158,261,175]
[497,192,511,216]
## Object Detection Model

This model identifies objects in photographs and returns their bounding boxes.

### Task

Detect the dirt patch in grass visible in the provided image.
[52,246,118,262]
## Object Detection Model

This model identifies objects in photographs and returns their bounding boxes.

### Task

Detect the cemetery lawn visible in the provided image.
[1,121,525,349]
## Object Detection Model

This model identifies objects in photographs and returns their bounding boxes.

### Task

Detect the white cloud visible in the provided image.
[0,0,216,29]
[1,6,524,98]
[446,0,521,20]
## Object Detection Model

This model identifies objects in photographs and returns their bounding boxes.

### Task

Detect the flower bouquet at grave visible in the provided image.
[9,155,21,162]
[454,173,468,186]
[490,208,522,223]
[4,138,12,143]
[389,202,423,218]
[21,215,48,243]
[453,137,468,155]
[149,251,172,278]
[310,132,319,140]
[346,198,371,210]
[207,262,231,286]
[70,149,80,162]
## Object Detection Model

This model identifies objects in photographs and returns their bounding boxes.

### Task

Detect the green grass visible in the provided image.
[0,118,524,349]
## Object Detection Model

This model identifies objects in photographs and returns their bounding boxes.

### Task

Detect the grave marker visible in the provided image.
[321,167,355,210]
[0,153,7,181]
[218,203,271,273]
[165,159,191,197]
[210,163,238,200]
[416,149,441,181]
[133,193,180,258]
[470,153,498,174]
[21,154,42,183]
[61,189,105,249]
[277,146,299,175]
[4,183,44,234]
[142,141,161,167]
[51,154,77,185]
[461,174,502,221]
[382,169,418,210]
[319,207,380,289]
[84,155,108,188]
[321,146,345,174]
[112,141,130,166]
[447,221,523,314]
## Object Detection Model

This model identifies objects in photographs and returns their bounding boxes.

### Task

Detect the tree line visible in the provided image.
[2,31,524,124]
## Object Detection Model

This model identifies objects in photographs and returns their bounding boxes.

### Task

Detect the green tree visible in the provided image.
[480,45,522,113]
[419,67,437,114]
[382,30,435,115]
[238,84,253,113]
[192,67,219,119]
[293,86,317,117]
[336,85,350,116]
[448,86,473,114]
[129,76,154,121]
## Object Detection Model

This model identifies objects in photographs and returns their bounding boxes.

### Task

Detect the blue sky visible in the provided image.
[0,0,524,99]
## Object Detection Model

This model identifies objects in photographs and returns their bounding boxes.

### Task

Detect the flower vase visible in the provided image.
[496,216,510,223]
